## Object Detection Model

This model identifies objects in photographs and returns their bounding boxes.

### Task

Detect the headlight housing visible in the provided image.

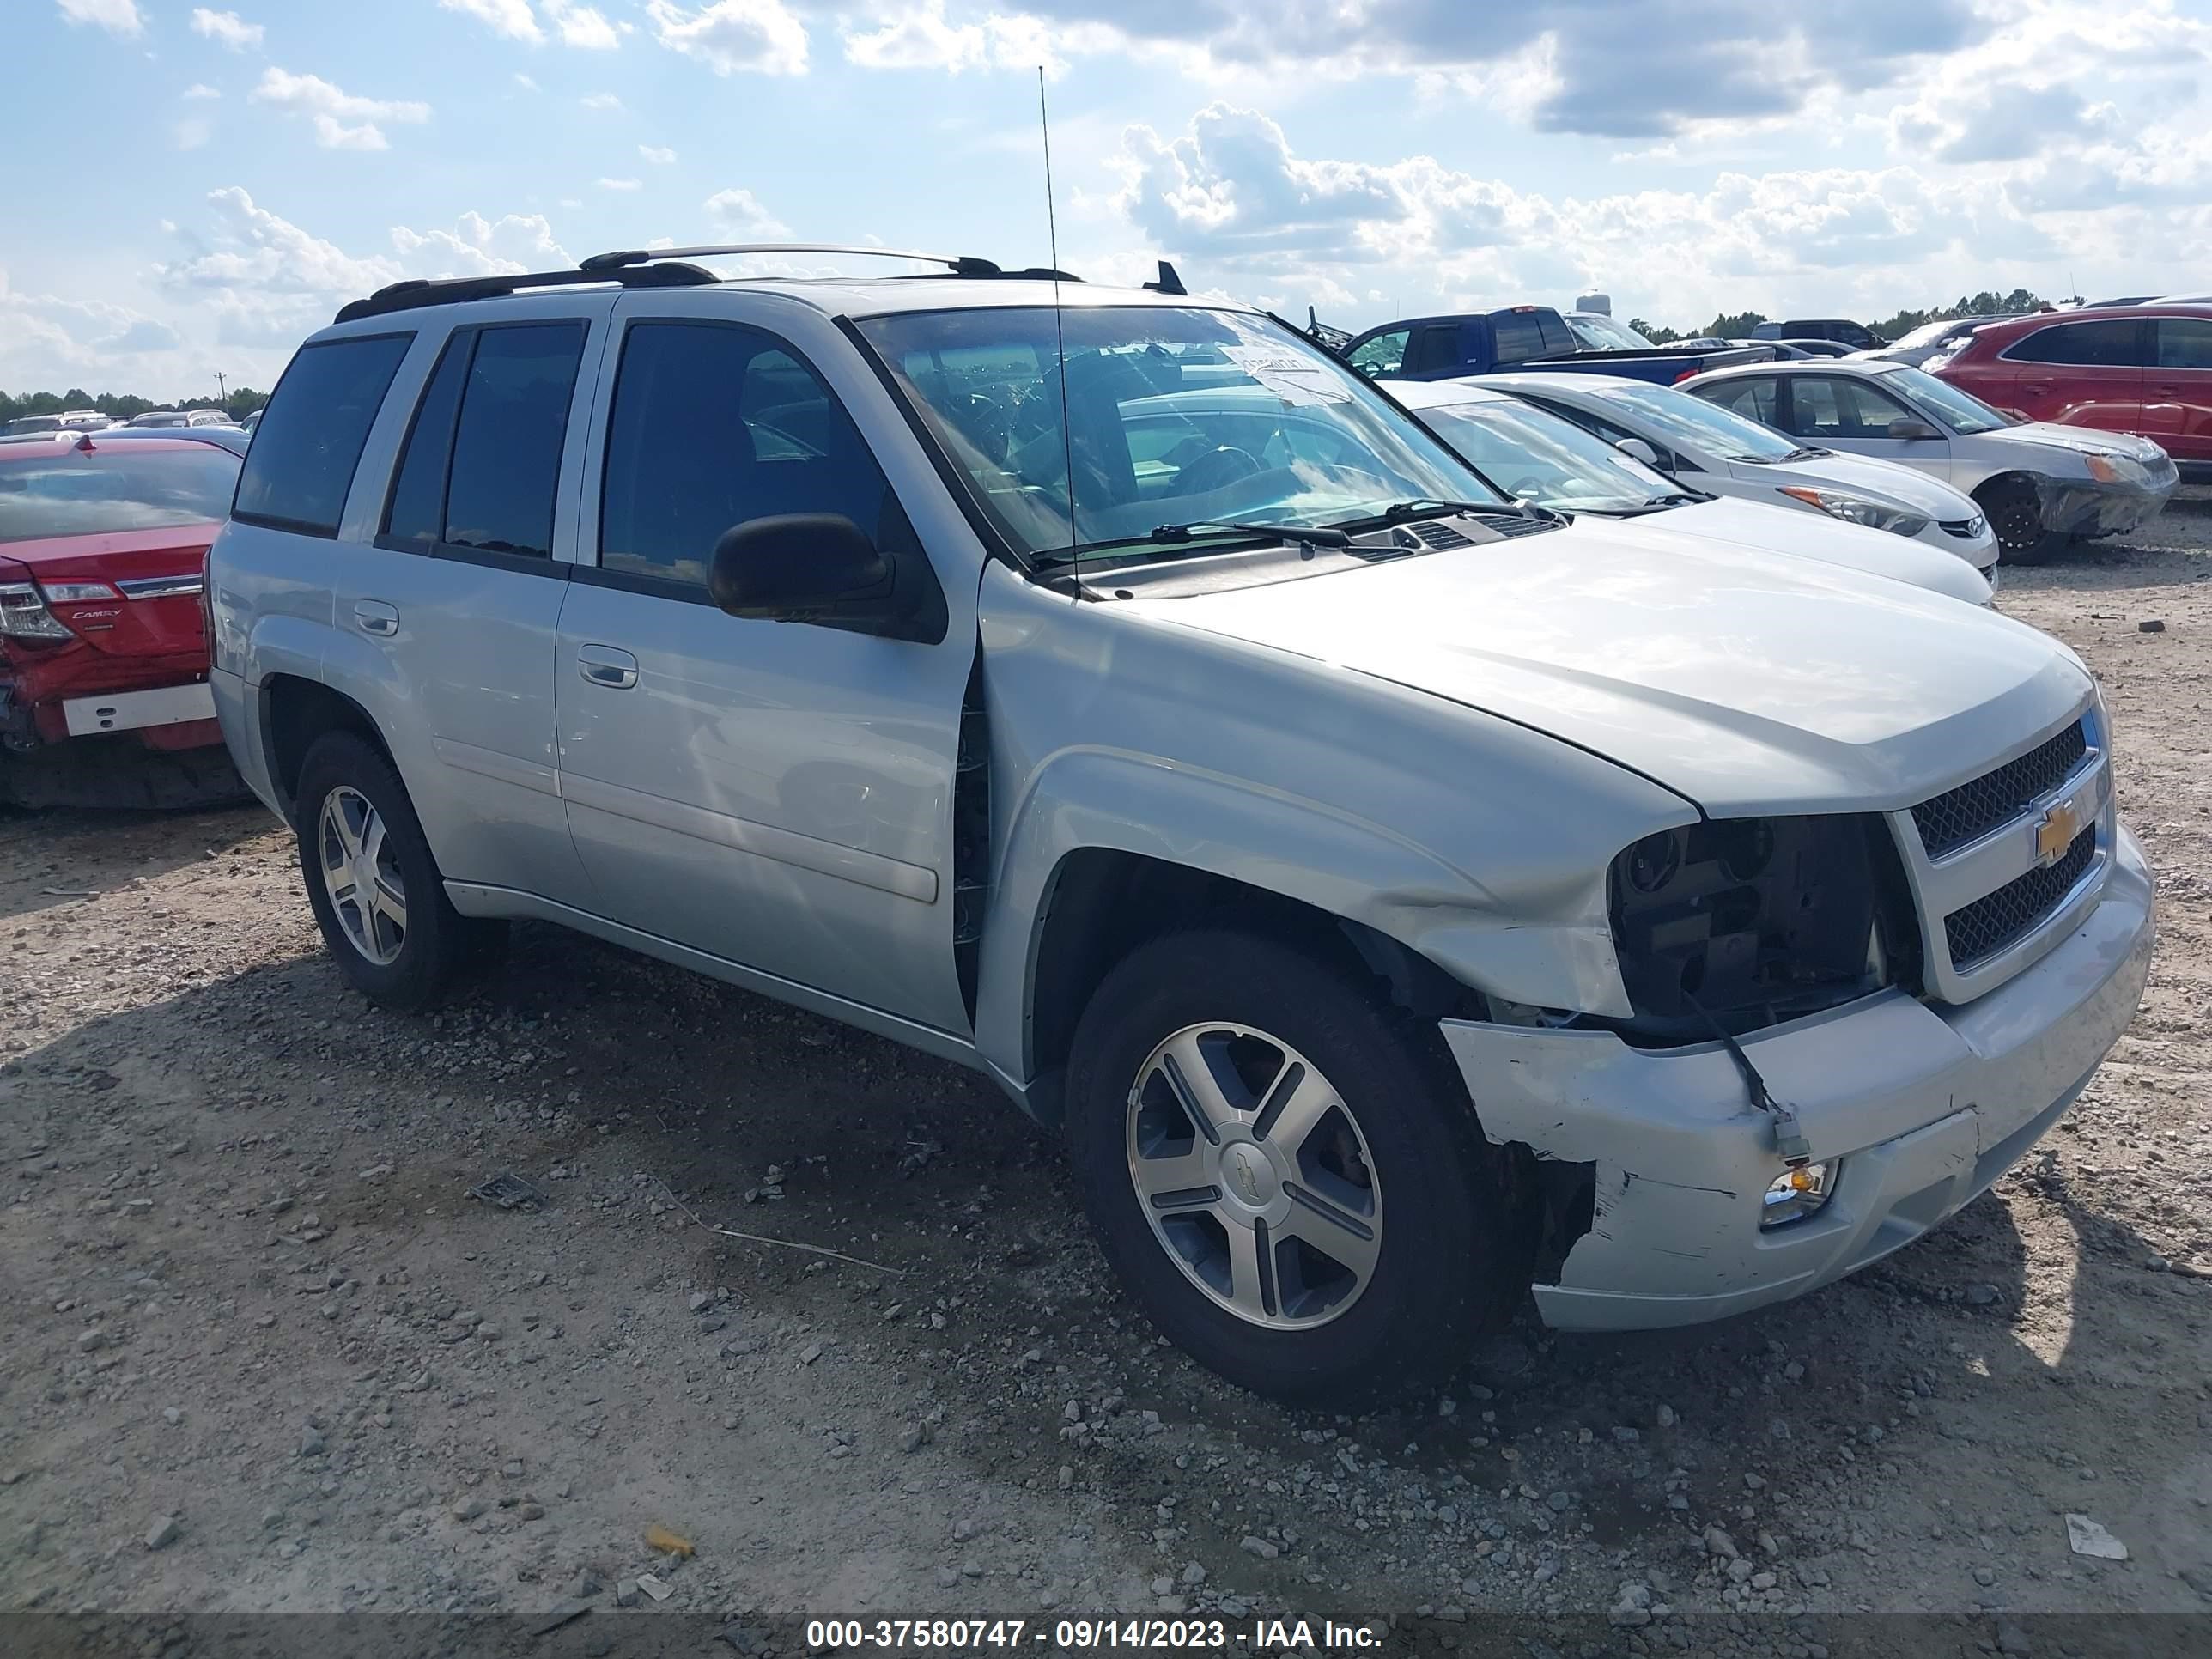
[2084,453,2146,486]
[1778,485,1927,538]
[1607,816,1923,1042]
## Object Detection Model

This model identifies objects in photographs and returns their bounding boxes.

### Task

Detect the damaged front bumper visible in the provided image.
[1440,826,2154,1332]
[2038,467,2178,541]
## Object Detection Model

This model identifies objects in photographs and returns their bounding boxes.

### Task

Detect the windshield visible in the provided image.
[1420,397,1680,512]
[1573,380,1802,463]
[856,306,1504,562]
[0,446,240,542]
[1880,366,2012,434]
[1888,319,1962,351]
[1565,313,1656,353]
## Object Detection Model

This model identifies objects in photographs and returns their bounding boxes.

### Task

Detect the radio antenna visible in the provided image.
[1039,65,1079,590]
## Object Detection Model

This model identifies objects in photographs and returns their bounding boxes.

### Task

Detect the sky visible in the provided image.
[8,0,2212,399]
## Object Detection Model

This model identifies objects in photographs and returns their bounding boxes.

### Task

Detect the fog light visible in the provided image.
[1760,1162,1836,1229]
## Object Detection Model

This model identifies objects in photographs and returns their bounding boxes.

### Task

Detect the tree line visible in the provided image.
[1,386,270,424]
[1626,289,2055,344]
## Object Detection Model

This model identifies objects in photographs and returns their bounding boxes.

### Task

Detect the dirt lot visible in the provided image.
[3,499,2211,1655]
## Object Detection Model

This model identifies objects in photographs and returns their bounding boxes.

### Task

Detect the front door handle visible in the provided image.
[577,644,639,690]
[354,600,399,637]
[2018,380,2051,395]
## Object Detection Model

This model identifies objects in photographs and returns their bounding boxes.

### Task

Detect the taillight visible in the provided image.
[1673,367,1701,383]
[0,556,71,642]
[200,546,216,662]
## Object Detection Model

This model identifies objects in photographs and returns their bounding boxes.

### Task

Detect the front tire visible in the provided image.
[295,732,486,1012]
[1064,929,1527,1406]
[1978,477,2065,564]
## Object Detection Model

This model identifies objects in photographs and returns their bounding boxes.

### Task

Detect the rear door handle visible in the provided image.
[2018,380,2051,395]
[354,600,399,637]
[577,644,639,690]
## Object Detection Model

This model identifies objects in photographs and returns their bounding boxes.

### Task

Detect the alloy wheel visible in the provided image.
[1125,1022,1382,1329]
[318,785,408,967]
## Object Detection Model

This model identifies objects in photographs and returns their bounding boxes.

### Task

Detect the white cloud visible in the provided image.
[580,91,623,108]
[514,71,540,89]
[639,143,677,164]
[702,187,788,236]
[598,177,643,191]
[842,1,1073,75]
[0,268,190,389]
[177,117,214,150]
[183,82,222,100]
[251,66,432,151]
[1106,101,2057,330]
[190,8,263,50]
[56,0,143,37]
[647,0,808,77]
[438,0,542,43]
[390,210,570,276]
[548,2,621,49]
[157,186,403,298]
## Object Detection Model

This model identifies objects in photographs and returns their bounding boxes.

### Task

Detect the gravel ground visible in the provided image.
[3,494,2211,1656]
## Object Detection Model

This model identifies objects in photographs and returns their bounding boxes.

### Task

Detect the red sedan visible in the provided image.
[0,433,243,806]
[1933,303,2212,471]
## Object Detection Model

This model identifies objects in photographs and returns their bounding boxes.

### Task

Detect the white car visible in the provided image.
[1390,379,1992,604]
[1680,359,2179,563]
[1483,372,2002,575]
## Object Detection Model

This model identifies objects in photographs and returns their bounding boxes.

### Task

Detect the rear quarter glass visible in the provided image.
[233,332,414,538]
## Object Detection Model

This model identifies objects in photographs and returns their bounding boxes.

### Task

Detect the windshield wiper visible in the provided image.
[1781,445,1831,461]
[1041,519,1353,563]
[1324,498,1559,532]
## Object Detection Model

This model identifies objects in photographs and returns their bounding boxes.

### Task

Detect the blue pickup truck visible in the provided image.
[1325,304,1767,386]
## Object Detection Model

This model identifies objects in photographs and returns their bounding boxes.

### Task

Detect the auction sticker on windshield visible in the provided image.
[1217,345,1353,406]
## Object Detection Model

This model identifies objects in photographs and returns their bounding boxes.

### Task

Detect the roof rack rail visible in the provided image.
[581,243,1012,277]
[333,261,718,324]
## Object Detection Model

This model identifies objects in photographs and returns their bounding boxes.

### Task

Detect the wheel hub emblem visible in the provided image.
[1224,1142,1273,1206]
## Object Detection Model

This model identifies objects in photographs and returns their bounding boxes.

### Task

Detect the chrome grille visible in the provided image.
[1943,827,2097,966]
[1911,720,2087,859]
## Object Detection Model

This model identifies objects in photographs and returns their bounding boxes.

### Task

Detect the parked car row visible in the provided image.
[162,245,2154,1406]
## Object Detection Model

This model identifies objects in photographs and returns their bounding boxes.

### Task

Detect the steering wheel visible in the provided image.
[948,392,1012,461]
[1177,446,1265,496]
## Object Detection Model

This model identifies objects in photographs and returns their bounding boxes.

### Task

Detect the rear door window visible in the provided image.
[233,332,412,536]
[1407,324,1462,374]
[377,322,587,562]
[1787,375,1914,438]
[2002,319,2146,368]
[2154,318,2212,369]
[1703,377,1780,427]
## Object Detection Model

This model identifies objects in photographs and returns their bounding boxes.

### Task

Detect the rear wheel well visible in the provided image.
[261,676,393,822]
[1024,850,1481,1120]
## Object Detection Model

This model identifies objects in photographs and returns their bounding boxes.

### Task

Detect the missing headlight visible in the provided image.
[1607,815,1921,1043]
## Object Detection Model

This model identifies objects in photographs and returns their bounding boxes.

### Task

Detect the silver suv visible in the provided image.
[209,245,2154,1403]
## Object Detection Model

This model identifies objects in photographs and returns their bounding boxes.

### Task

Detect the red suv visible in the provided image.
[0,432,244,806]
[1935,304,2212,471]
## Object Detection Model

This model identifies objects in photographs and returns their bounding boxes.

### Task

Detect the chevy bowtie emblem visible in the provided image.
[2034,799,2081,866]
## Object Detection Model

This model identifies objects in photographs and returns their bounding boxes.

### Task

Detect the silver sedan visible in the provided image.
[1681,358,2178,562]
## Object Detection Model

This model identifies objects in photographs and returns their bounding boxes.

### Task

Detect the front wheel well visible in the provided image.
[1023,849,1481,1119]
[261,675,394,823]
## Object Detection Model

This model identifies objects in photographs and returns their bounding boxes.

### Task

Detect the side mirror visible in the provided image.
[1616,436,1663,468]
[1887,416,1942,441]
[708,514,944,643]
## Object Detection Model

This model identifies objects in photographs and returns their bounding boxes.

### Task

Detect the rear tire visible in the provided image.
[1064,928,1527,1407]
[295,732,487,1012]
[1977,478,2065,564]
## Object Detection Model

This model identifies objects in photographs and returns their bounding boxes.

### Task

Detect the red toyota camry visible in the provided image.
[0,432,244,807]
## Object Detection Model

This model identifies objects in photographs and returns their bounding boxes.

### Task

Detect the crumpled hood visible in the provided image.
[2002,422,2169,466]
[1127,515,2091,818]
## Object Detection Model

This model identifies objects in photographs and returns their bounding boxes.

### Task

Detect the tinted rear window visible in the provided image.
[1491,312,1546,365]
[2003,319,2143,368]
[234,333,412,536]
[441,324,586,559]
[0,447,242,543]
